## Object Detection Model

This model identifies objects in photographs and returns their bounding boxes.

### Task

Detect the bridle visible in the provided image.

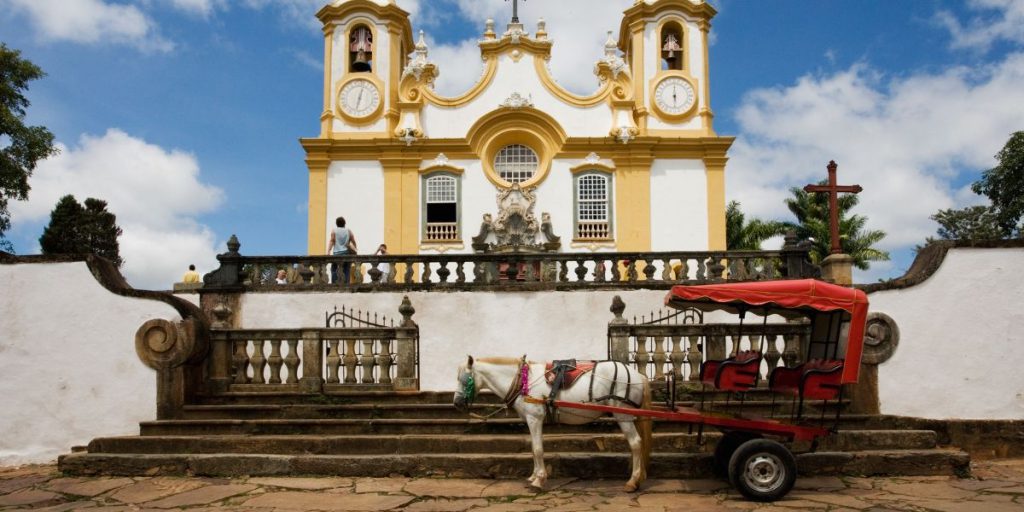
[460,356,530,419]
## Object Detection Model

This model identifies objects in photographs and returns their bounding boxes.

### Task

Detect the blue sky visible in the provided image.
[1,0,1022,288]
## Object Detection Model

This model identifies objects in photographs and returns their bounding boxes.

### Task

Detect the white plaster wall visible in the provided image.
[650,159,708,251]
[422,53,613,139]
[0,262,180,465]
[872,248,1024,420]
[241,289,673,391]
[326,161,387,252]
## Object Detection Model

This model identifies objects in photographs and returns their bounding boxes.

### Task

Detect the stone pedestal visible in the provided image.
[821,253,854,285]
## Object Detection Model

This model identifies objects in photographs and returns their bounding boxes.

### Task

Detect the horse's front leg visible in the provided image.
[525,413,547,489]
[617,418,644,492]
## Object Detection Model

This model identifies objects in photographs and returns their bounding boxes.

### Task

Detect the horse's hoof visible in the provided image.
[623,483,638,493]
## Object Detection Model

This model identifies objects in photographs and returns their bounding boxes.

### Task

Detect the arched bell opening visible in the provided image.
[349,25,373,73]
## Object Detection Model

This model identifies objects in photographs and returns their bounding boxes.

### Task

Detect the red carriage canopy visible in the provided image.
[665,279,869,384]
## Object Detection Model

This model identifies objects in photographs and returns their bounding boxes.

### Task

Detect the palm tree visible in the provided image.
[726,201,790,250]
[783,183,889,270]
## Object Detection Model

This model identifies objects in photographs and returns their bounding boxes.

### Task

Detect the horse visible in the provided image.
[453,356,652,492]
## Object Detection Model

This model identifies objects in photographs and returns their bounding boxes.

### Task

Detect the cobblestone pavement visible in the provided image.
[1,460,1022,511]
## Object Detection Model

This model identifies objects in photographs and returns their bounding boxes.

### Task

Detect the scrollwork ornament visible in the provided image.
[135,318,197,370]
[861,311,900,365]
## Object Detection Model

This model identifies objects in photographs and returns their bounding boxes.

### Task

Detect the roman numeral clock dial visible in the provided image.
[338,78,382,122]
[653,76,697,119]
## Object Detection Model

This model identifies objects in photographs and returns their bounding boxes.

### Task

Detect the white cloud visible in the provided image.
[727,53,1024,254]
[9,130,224,290]
[937,0,1024,51]
[238,0,420,31]
[1,0,173,52]
[166,0,228,18]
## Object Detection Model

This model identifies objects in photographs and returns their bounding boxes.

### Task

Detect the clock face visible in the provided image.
[339,79,381,119]
[654,77,696,117]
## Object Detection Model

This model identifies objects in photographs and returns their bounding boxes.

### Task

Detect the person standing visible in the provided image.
[327,216,357,284]
[374,244,391,280]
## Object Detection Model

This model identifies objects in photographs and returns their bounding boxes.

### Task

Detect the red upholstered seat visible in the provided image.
[544,361,596,387]
[769,359,844,401]
[700,350,762,392]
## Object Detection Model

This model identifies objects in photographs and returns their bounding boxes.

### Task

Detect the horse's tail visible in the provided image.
[637,378,653,482]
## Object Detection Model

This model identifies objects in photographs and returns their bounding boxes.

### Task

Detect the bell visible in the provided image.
[352,50,372,72]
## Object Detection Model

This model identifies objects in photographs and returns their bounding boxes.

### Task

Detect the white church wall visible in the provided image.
[650,159,708,251]
[0,262,178,465]
[871,247,1024,420]
[240,289,673,391]
[422,53,613,139]
[326,160,386,251]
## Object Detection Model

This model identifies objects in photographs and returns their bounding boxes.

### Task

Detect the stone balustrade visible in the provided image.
[201,235,818,292]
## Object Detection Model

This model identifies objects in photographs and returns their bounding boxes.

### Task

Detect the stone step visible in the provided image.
[179,399,845,421]
[88,430,937,456]
[139,415,868,437]
[58,448,970,479]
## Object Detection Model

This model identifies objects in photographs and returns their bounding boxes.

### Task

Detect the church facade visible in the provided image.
[303,0,732,256]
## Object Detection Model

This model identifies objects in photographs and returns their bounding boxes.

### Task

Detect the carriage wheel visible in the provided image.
[728,439,797,502]
[713,431,756,479]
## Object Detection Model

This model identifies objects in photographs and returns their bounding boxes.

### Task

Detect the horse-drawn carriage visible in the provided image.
[454,279,868,501]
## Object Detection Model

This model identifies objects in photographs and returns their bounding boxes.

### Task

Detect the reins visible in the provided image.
[468,356,535,420]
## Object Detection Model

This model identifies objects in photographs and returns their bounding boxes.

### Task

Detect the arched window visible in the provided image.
[422,173,460,242]
[349,25,373,73]
[494,144,539,184]
[574,172,612,240]
[660,22,684,71]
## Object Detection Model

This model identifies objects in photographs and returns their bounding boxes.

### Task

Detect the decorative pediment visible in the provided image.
[471,184,560,253]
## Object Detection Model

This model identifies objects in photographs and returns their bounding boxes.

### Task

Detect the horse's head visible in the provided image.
[453,355,477,411]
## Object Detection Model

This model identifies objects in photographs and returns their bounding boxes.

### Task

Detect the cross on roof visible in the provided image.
[506,0,525,24]
[803,161,863,255]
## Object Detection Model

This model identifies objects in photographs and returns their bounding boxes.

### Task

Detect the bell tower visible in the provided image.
[618,0,717,136]
[316,0,414,138]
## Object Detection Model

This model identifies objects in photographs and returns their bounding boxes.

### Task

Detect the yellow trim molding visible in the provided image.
[415,59,497,107]
[317,1,414,51]
[570,155,617,174]
[612,152,654,252]
[321,25,335,138]
[466,107,568,189]
[418,155,465,175]
[618,0,718,50]
[656,16,690,73]
[306,159,330,255]
[704,156,727,250]
[533,56,633,108]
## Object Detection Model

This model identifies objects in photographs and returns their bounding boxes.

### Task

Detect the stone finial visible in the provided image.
[399,296,416,327]
[536,18,547,40]
[226,235,241,255]
[782,230,799,249]
[604,30,618,58]
[211,302,232,329]
[484,19,496,39]
[610,295,626,321]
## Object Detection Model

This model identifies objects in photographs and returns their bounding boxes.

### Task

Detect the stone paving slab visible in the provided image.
[0,460,1023,511]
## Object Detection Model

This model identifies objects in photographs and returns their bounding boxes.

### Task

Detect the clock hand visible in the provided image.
[672,86,677,106]
[356,89,364,110]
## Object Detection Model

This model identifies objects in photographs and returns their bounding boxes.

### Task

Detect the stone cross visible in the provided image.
[506,0,525,23]
[803,160,862,255]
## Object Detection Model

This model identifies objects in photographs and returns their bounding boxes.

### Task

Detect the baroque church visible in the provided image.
[303,0,732,256]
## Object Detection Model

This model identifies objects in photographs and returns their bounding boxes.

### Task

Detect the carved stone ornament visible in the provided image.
[861,312,900,365]
[135,318,203,370]
[595,31,628,81]
[471,184,560,253]
[500,92,534,109]
[402,30,434,82]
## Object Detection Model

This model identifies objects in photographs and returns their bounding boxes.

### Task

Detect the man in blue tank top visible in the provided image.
[327,216,357,284]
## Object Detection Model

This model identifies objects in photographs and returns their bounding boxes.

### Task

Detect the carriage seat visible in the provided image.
[699,350,762,392]
[768,359,844,401]
[545,360,597,388]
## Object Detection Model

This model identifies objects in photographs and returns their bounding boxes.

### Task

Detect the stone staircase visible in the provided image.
[59,390,970,479]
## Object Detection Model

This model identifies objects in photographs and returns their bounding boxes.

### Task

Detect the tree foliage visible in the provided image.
[783,183,889,271]
[0,44,58,251]
[725,201,789,250]
[39,195,123,266]
[930,205,1013,242]
[971,131,1024,233]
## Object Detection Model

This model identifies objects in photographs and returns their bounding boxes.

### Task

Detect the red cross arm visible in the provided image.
[804,184,863,194]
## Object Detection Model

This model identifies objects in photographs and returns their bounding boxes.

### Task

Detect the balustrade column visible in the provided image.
[299,330,323,393]
[635,336,650,378]
[268,340,284,384]
[669,336,685,379]
[393,296,418,391]
[251,340,267,384]
[652,336,667,379]
[360,339,376,384]
[687,335,702,381]
[207,332,232,393]
[764,334,781,376]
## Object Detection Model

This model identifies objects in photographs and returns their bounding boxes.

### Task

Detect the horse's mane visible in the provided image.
[476,357,531,365]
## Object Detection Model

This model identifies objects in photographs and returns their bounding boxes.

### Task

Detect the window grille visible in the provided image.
[494,144,539,184]
[575,173,611,240]
[426,175,456,203]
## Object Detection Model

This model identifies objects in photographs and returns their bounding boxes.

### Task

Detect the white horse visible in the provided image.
[453,356,652,491]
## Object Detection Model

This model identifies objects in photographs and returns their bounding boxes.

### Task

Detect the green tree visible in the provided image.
[725,200,789,250]
[972,131,1024,233]
[930,205,1012,241]
[39,194,123,266]
[0,44,59,252]
[783,184,889,270]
